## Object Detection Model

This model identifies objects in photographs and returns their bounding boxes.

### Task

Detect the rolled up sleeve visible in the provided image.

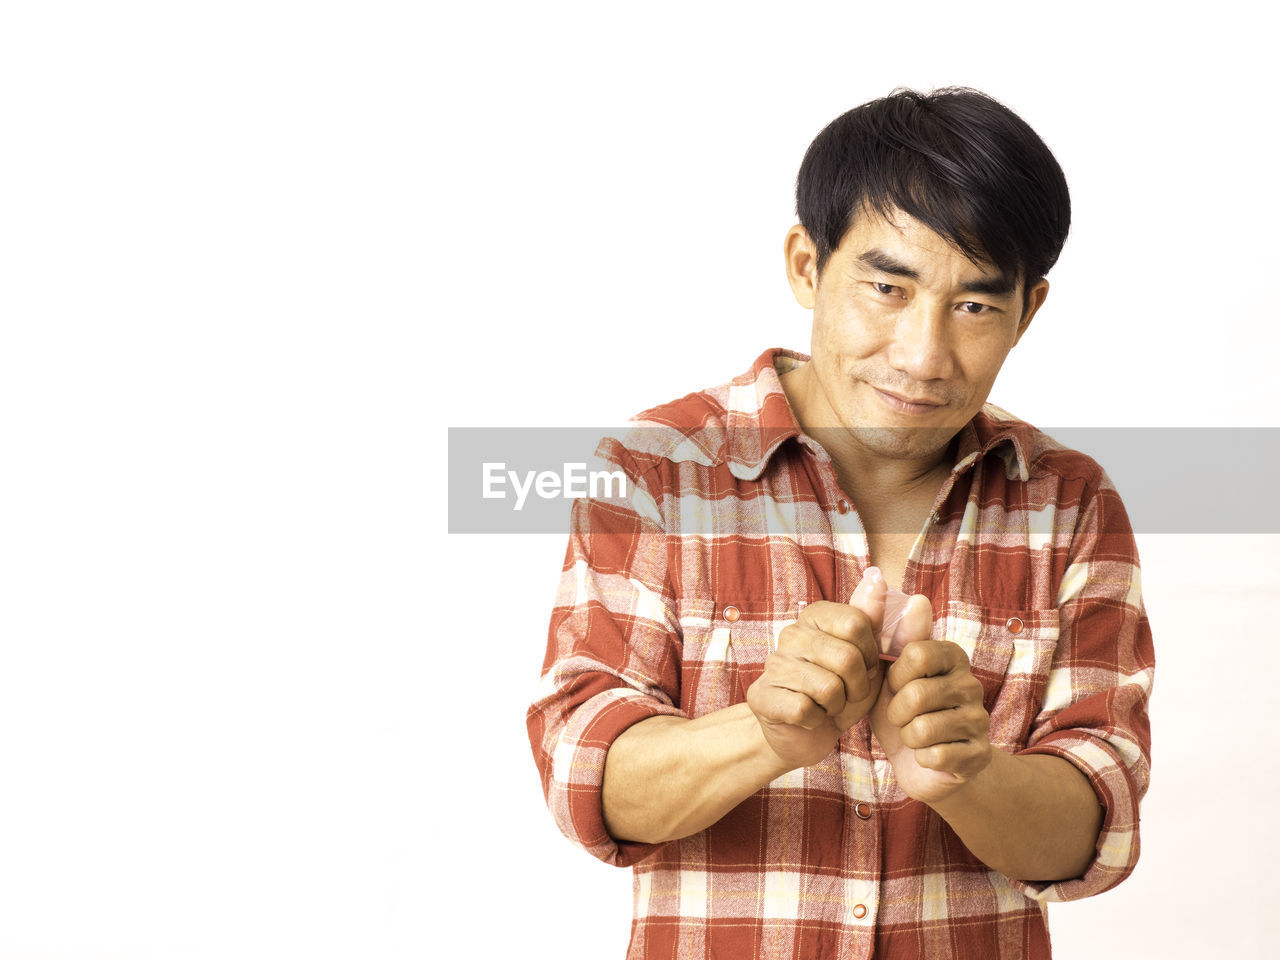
[1012,475,1155,902]
[526,443,685,867]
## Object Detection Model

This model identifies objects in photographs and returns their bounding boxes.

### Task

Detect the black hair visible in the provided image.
[796,87,1070,291]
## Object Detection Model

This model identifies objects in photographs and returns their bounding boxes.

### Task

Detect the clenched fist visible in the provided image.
[746,569,890,769]
[869,595,994,804]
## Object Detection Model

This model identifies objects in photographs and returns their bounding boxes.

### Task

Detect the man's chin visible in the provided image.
[841,424,957,461]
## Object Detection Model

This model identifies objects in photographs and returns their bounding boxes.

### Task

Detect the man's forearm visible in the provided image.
[602,704,795,844]
[929,750,1103,882]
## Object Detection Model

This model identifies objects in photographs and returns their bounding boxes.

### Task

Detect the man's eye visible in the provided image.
[959,301,991,315]
[873,282,903,298]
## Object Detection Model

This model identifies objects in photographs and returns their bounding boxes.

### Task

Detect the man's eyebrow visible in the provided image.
[960,273,1017,297]
[857,247,1017,297]
[856,249,920,280]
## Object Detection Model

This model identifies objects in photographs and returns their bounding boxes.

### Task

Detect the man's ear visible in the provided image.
[784,224,819,309]
[1014,278,1050,346]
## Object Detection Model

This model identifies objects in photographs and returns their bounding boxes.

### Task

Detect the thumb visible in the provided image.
[898,594,934,645]
[848,566,887,636]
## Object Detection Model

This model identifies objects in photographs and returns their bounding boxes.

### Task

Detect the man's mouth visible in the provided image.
[872,386,946,415]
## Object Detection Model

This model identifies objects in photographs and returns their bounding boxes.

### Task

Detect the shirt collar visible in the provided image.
[723,348,1034,482]
[950,403,1035,481]
[723,348,808,481]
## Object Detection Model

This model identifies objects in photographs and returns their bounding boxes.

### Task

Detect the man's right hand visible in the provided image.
[746,568,888,769]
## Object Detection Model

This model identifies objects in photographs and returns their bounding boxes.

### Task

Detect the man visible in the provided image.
[527,88,1154,959]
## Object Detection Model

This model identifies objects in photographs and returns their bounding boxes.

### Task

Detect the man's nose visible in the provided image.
[888,302,953,381]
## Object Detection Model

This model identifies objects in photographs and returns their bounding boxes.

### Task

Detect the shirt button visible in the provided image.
[1005,616,1024,634]
[854,801,872,820]
[722,605,740,623]
[852,903,868,920]
[837,499,851,514]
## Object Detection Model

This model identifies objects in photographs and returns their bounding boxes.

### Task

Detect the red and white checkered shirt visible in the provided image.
[527,348,1154,959]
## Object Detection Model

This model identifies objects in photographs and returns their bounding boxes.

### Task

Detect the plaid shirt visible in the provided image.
[527,348,1154,959]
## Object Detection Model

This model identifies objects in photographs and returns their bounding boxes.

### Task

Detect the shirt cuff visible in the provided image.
[546,687,686,868]
[1011,732,1142,902]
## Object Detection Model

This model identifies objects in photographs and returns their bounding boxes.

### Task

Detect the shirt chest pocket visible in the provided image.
[939,600,1060,750]
[677,596,801,717]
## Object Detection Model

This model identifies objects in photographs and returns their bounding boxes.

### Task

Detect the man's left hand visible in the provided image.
[869,598,993,806]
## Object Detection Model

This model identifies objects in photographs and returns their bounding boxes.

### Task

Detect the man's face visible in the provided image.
[784,207,1049,464]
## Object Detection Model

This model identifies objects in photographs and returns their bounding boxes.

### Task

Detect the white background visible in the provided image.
[2,2,1277,958]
